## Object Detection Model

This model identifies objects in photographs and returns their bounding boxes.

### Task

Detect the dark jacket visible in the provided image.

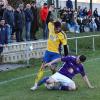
[66,0,73,9]
[24,8,33,22]
[0,24,8,45]
[3,9,14,26]
[14,10,25,29]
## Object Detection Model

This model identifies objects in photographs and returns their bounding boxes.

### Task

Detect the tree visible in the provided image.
[7,0,35,8]
[8,0,23,8]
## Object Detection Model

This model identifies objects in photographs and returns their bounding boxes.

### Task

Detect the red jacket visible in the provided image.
[88,10,92,17]
[40,6,48,22]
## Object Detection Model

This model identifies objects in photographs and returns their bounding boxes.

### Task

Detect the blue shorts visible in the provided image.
[43,50,61,63]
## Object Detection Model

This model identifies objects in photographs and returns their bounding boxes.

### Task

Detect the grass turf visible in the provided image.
[0,51,100,100]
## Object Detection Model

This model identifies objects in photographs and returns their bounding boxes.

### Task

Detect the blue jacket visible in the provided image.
[14,10,25,29]
[0,25,8,45]
[24,8,33,22]
[3,10,14,26]
[66,0,73,9]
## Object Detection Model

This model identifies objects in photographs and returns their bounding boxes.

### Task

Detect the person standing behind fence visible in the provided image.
[31,1,39,40]
[3,5,14,43]
[14,4,25,42]
[40,3,48,39]
[66,0,73,9]
[24,4,33,41]
[0,2,5,20]
[0,19,8,63]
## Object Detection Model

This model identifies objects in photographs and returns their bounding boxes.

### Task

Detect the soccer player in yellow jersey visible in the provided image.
[31,21,68,90]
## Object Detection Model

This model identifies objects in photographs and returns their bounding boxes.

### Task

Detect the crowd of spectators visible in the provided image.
[59,0,100,33]
[0,0,100,46]
[0,1,39,44]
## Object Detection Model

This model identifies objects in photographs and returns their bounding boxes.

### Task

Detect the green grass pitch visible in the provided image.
[0,51,100,100]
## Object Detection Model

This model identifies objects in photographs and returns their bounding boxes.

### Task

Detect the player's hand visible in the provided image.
[44,63,52,67]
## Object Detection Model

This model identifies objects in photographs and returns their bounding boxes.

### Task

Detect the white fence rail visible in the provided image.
[68,34,100,54]
[2,35,100,63]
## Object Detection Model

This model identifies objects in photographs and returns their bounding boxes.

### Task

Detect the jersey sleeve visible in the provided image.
[58,32,67,45]
[61,56,72,62]
[79,65,86,77]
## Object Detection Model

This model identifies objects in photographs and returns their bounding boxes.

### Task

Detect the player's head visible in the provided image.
[54,21,61,33]
[77,55,86,63]
[43,3,48,7]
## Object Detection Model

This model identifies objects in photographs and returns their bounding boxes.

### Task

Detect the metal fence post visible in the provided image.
[92,36,95,51]
[75,33,78,55]
[75,37,78,55]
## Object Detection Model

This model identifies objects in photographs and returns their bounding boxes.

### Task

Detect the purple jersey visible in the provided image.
[58,56,85,79]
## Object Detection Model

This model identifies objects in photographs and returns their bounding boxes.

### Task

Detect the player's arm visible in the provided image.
[59,32,68,56]
[80,65,94,89]
[44,58,61,67]
[63,45,68,56]
[82,75,94,89]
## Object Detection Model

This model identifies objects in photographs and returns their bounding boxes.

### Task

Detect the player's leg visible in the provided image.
[30,51,50,90]
[49,72,77,91]
[50,64,57,74]
[30,63,45,90]
[44,72,62,90]
[38,76,49,86]
[57,74,76,91]
[50,52,61,74]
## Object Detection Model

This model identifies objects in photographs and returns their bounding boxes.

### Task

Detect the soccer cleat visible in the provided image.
[30,83,38,91]
[30,85,38,91]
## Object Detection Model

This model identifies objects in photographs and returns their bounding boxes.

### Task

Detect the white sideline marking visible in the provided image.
[0,71,49,85]
[0,57,100,85]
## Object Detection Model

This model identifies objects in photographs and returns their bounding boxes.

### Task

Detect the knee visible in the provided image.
[46,77,55,84]
[68,82,76,91]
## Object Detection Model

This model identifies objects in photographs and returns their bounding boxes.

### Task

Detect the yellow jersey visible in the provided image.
[47,22,67,53]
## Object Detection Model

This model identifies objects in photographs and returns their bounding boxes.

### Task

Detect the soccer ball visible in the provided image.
[29,46,33,51]
[44,83,55,89]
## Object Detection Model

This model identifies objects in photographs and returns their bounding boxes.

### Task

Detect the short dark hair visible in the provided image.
[0,18,5,21]
[32,1,36,4]
[54,21,61,28]
[79,55,86,62]
[44,3,47,6]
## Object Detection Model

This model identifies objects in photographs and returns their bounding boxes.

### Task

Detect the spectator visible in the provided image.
[89,17,97,32]
[83,7,88,17]
[82,16,90,32]
[3,5,14,43]
[40,3,48,39]
[67,17,80,33]
[66,0,73,9]
[93,8,98,17]
[0,19,9,63]
[14,4,25,42]
[0,2,5,20]
[31,1,39,40]
[95,17,100,31]
[24,4,33,41]
[78,8,83,18]
[87,9,92,17]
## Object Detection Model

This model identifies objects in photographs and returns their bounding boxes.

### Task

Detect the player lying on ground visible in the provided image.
[31,55,94,91]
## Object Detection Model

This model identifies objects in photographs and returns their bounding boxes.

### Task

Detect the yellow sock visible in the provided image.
[34,67,44,83]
